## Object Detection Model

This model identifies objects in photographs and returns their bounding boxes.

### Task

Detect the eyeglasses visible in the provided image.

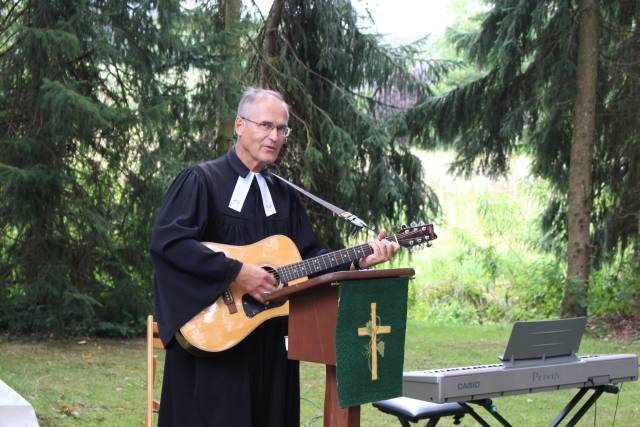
[241,116,291,137]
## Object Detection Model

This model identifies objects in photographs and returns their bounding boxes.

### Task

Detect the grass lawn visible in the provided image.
[1,322,638,426]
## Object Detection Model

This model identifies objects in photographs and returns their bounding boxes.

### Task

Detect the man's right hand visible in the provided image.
[234,263,278,304]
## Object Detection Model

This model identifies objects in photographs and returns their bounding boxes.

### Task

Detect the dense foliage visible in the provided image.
[408,162,639,326]
[0,1,444,335]
[2,0,178,335]
[1,0,637,336]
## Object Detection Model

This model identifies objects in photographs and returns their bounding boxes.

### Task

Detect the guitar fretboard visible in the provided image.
[276,236,395,284]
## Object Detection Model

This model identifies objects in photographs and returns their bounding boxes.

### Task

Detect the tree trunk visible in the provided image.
[632,154,640,267]
[224,0,240,28]
[636,208,640,265]
[561,0,599,317]
[260,0,283,88]
[216,0,241,153]
[633,151,640,266]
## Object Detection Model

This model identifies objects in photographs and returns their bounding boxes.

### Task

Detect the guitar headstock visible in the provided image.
[394,221,437,250]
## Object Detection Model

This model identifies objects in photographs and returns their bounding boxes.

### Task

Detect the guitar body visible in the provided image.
[178,235,307,354]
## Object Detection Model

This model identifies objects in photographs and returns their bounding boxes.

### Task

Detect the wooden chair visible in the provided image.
[145,315,163,427]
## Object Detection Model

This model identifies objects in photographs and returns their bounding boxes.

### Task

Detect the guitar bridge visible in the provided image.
[222,289,238,314]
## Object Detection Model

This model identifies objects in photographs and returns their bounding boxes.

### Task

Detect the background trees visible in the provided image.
[407,0,639,316]
[1,0,638,335]
[0,0,201,334]
[0,0,444,335]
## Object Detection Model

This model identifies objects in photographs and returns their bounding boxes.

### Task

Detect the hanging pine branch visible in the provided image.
[247,0,451,248]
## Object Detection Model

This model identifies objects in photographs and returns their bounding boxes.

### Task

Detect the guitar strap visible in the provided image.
[269,171,373,235]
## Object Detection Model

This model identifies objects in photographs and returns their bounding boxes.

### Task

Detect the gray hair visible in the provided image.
[237,87,289,118]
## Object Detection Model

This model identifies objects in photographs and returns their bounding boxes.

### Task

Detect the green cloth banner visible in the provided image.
[335,277,409,408]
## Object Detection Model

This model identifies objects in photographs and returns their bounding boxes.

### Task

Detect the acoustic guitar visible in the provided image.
[177,223,437,354]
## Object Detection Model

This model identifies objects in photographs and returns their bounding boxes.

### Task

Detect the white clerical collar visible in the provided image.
[228,171,276,216]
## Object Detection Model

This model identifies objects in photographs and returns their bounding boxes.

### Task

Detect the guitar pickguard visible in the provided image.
[242,293,287,318]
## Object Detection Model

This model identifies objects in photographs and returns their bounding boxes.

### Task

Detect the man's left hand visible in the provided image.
[357,229,400,269]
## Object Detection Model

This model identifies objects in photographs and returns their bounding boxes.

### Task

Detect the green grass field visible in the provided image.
[1,322,638,426]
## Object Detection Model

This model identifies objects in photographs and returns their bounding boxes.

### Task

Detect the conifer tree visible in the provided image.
[249,0,449,248]
[0,0,200,334]
[406,0,640,316]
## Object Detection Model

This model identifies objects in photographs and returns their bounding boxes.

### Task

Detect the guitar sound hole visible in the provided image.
[262,266,280,287]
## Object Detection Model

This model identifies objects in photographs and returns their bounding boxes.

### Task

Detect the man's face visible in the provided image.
[235,96,288,172]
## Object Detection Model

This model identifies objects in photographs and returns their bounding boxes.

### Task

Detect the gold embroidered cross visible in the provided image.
[357,302,391,380]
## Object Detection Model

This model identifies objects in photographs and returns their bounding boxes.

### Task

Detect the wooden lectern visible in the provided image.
[264,268,414,427]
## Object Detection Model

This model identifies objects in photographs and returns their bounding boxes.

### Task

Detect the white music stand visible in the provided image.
[499,316,586,367]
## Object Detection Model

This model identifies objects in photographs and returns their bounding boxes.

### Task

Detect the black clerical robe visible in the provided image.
[149,147,330,427]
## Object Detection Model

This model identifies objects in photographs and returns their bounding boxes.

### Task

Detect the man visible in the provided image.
[149,87,399,426]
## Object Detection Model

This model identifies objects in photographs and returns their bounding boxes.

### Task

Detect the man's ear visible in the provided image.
[234,116,244,137]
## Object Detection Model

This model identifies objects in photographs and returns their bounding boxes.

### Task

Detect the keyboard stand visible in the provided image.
[549,384,619,427]
[453,384,619,427]
[459,400,512,426]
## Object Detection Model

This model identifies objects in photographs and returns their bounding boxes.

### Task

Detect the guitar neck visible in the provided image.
[276,236,396,284]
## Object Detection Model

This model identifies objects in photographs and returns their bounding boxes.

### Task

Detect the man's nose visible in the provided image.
[266,127,280,140]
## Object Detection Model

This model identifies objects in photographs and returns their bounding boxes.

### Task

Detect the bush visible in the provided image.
[588,254,640,318]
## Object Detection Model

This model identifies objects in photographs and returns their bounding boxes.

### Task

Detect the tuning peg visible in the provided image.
[410,221,417,227]
[409,240,414,246]
[417,238,423,243]
[401,224,407,230]
[427,241,432,247]
[419,220,425,225]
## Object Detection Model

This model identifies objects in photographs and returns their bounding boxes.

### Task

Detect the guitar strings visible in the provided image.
[275,229,428,283]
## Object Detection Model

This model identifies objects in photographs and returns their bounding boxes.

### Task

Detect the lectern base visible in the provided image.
[324,365,360,427]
